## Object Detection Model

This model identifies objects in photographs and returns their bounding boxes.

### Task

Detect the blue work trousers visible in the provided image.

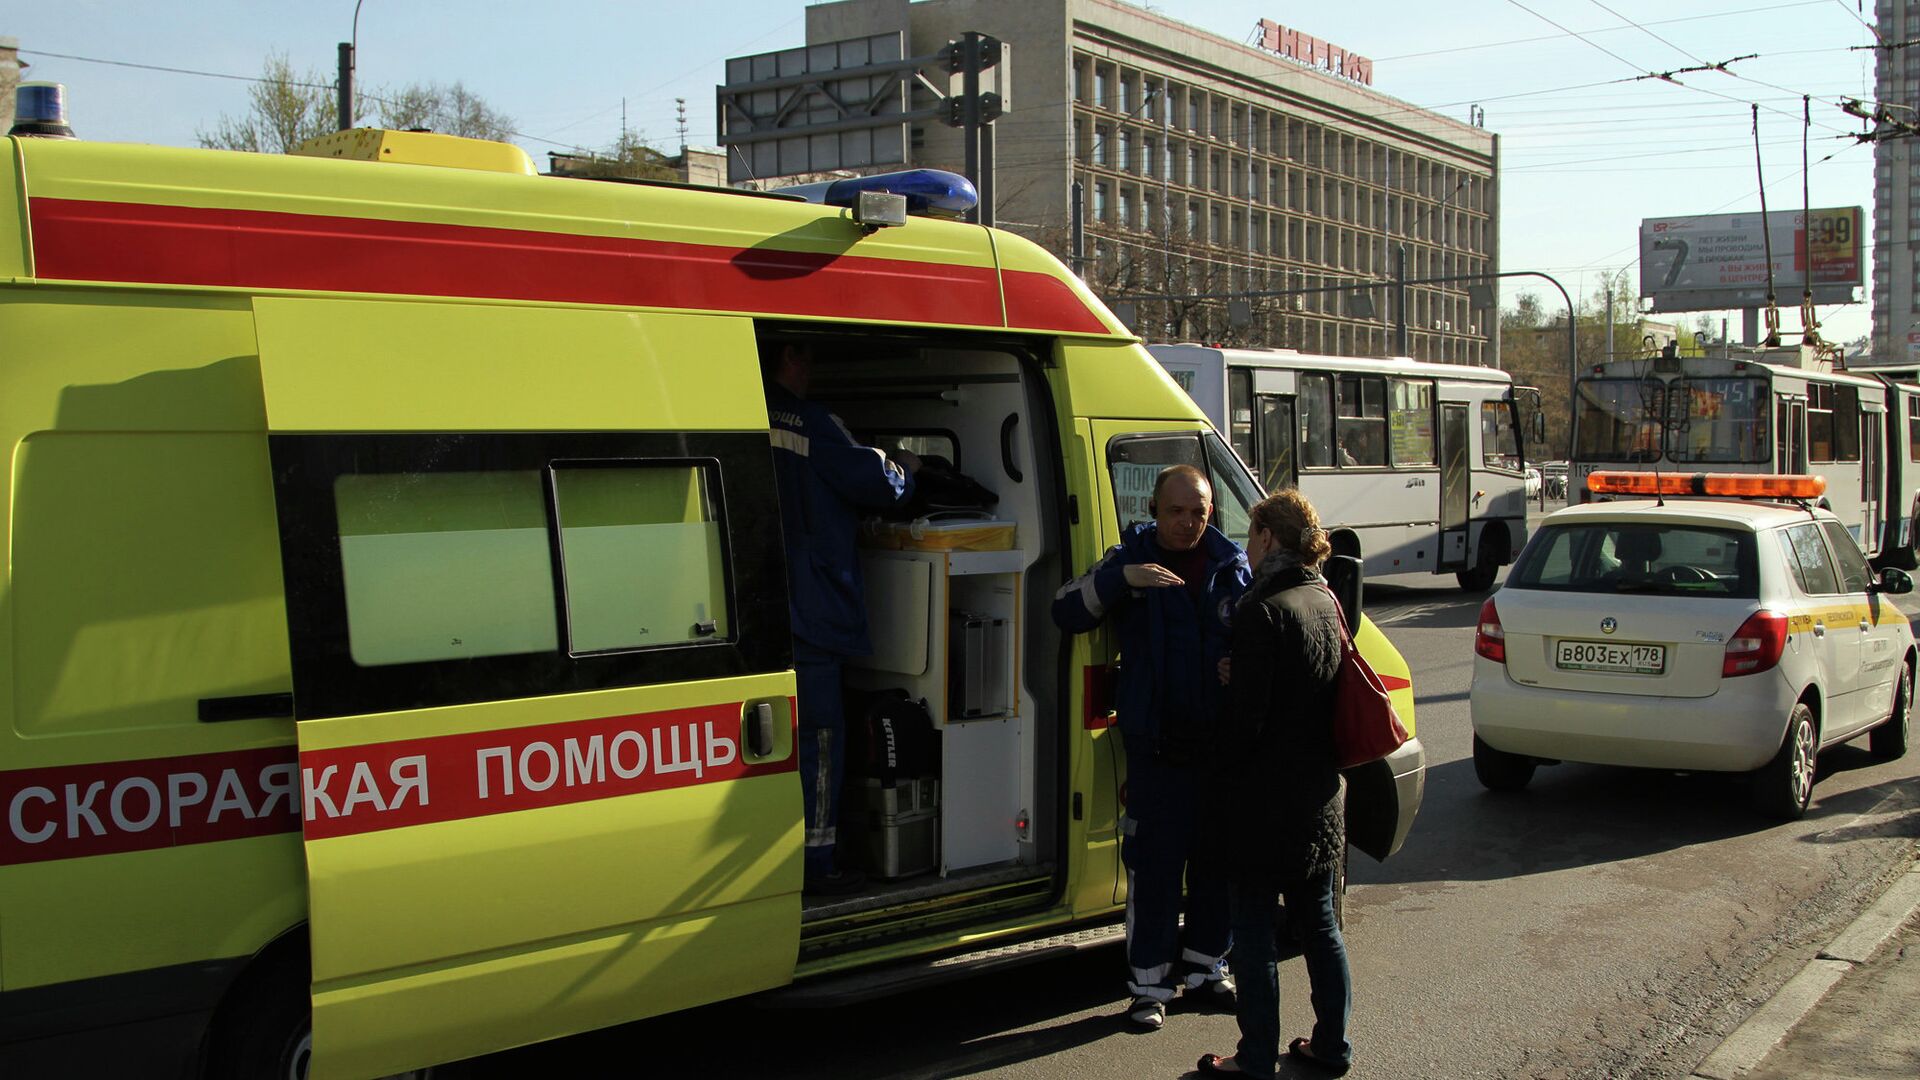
[1229,868,1352,1077]
[794,640,847,878]
[1120,740,1231,1001]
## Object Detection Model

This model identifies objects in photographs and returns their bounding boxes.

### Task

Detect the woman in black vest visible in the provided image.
[1198,488,1351,1078]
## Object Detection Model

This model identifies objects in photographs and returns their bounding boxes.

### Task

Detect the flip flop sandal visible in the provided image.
[1196,1053,1272,1079]
[1287,1037,1352,1077]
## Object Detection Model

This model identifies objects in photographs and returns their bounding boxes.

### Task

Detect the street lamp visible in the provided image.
[338,0,366,131]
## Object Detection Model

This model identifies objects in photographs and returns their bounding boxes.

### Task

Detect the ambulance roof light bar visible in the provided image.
[776,169,980,224]
[1586,471,1827,500]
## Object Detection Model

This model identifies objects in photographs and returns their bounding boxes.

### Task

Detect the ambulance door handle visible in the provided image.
[747,701,777,758]
[1859,619,1872,632]
[1811,621,1826,638]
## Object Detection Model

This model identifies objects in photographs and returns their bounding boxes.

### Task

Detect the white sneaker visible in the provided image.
[1126,995,1167,1030]
[1188,973,1237,1009]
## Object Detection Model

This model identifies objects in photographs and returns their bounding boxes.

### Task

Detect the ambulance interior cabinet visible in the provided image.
[850,548,1025,872]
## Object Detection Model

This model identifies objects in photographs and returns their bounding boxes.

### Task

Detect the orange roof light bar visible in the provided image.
[1585,472,1827,499]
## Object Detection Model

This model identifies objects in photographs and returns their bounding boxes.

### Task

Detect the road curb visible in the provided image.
[1688,861,1920,1080]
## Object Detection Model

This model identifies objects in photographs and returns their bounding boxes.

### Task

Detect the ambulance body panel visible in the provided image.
[0,132,1412,1078]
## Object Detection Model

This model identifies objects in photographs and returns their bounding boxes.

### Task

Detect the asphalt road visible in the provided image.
[471,549,1920,1080]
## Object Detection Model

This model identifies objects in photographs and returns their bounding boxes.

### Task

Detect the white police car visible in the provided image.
[1469,472,1915,819]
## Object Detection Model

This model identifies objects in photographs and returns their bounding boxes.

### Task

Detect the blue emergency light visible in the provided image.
[777,169,979,219]
[10,82,76,139]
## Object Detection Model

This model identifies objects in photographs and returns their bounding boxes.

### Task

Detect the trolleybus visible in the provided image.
[1569,344,1920,566]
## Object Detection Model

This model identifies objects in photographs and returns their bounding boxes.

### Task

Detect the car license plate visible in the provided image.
[1555,639,1665,674]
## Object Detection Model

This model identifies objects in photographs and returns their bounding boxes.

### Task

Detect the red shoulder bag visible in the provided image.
[1323,586,1411,769]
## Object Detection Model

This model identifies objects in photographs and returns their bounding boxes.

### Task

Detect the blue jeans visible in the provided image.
[793,640,846,878]
[1229,869,1351,1077]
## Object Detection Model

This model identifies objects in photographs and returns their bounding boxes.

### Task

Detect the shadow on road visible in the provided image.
[472,948,1132,1079]
[1353,745,1917,888]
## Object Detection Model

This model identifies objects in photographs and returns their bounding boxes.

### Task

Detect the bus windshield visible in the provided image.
[1666,376,1768,463]
[1574,378,1665,462]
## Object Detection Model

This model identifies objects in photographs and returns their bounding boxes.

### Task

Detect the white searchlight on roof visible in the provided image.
[775,169,979,230]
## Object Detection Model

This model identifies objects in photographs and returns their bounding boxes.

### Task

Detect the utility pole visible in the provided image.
[1605,284,1614,363]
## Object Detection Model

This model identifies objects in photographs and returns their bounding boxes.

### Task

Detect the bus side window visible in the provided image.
[1481,400,1519,470]
[1299,373,1335,469]
[1257,395,1296,491]
[1388,379,1435,467]
[1335,374,1387,467]
[1228,368,1254,466]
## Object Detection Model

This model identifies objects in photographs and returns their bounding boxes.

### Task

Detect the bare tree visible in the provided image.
[548,130,680,181]
[199,54,515,153]
[374,81,514,141]
[196,53,336,154]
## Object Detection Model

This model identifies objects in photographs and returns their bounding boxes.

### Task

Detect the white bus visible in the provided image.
[1569,344,1920,567]
[1150,344,1533,590]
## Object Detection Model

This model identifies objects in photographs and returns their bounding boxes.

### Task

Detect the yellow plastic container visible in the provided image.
[887,514,1016,552]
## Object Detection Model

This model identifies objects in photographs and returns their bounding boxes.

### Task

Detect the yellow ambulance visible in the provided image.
[0,127,1421,1078]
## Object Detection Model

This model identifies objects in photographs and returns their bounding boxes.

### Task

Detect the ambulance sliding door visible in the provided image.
[255,299,801,1079]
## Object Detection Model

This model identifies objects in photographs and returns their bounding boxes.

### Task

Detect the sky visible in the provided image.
[3,0,1888,346]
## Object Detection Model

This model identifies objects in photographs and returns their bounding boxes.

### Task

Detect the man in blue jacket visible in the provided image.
[765,341,918,895]
[1052,464,1250,1030]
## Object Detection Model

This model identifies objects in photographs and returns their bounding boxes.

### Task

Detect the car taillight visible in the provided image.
[1723,609,1788,677]
[1474,597,1506,664]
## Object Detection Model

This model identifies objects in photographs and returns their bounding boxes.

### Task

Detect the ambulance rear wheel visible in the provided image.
[204,952,311,1080]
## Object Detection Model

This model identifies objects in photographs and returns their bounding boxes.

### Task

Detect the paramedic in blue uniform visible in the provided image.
[764,341,918,895]
[1051,464,1250,1030]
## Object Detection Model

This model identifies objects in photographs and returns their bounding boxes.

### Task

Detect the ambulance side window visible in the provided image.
[1106,432,1260,546]
[273,433,787,721]
[334,470,560,666]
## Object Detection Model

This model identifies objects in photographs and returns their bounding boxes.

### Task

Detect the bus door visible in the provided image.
[257,299,803,1079]
[1437,403,1471,570]
[1776,394,1807,473]
[1862,408,1883,554]
[1255,394,1298,493]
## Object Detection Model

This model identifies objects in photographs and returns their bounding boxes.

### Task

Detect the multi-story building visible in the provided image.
[1,38,25,135]
[802,0,1499,362]
[1874,1,1920,363]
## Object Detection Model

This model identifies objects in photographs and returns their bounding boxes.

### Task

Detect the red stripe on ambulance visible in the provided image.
[24,197,1105,334]
[1,746,300,866]
[298,700,794,841]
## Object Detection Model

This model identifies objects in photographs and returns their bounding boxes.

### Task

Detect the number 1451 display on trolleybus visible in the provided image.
[1569,344,1920,567]
[1150,344,1536,591]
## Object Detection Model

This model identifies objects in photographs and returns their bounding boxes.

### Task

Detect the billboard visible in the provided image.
[717,33,913,185]
[1638,207,1862,313]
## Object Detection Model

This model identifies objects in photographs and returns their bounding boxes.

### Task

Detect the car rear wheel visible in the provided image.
[1472,734,1534,791]
[1870,660,1912,761]
[1753,703,1817,820]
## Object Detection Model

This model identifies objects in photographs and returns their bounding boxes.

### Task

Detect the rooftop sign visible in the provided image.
[1254,19,1373,86]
